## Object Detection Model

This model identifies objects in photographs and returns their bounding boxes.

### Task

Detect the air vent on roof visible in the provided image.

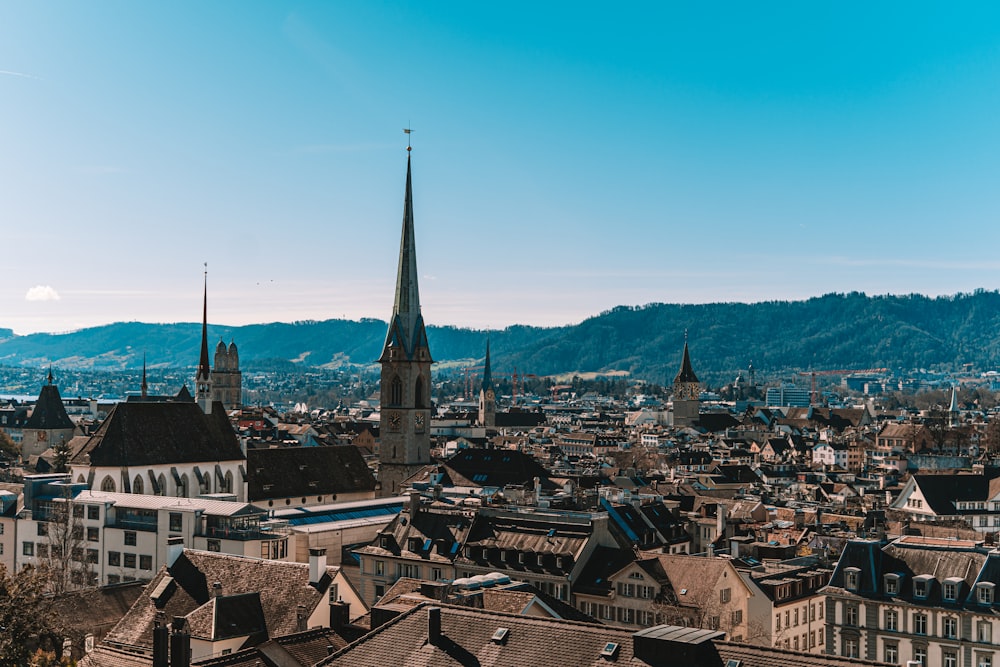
[491,627,510,644]
[680,588,688,595]
[600,642,620,659]
[726,660,743,667]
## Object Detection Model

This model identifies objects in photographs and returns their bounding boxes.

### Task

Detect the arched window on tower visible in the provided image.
[415,376,424,408]
[178,474,189,498]
[158,474,167,497]
[101,476,116,493]
[390,375,403,406]
[224,471,234,494]
[133,475,144,495]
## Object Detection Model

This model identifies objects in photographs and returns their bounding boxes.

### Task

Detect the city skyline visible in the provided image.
[4,3,1000,335]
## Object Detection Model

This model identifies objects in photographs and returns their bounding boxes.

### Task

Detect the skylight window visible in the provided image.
[600,642,620,659]
[491,627,510,644]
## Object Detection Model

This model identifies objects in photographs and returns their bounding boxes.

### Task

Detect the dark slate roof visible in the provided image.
[912,472,998,515]
[443,448,553,489]
[696,412,739,433]
[69,401,244,467]
[247,445,376,501]
[103,549,337,649]
[493,410,547,428]
[573,545,638,596]
[674,341,699,384]
[24,384,74,430]
[318,603,887,667]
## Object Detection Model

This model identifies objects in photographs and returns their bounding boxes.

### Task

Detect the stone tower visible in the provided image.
[478,339,496,428]
[378,149,432,497]
[672,334,700,428]
[212,339,242,411]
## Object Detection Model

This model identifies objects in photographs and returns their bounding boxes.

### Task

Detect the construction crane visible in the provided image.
[798,368,889,404]
[461,365,483,400]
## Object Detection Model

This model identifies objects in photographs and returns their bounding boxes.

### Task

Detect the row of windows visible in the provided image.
[777,630,821,651]
[775,601,822,630]
[875,641,992,667]
[107,551,153,570]
[846,569,996,604]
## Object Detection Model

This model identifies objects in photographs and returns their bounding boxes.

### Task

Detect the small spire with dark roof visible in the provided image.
[197,267,211,383]
[47,366,54,386]
[141,354,148,398]
[482,337,493,392]
[674,333,699,385]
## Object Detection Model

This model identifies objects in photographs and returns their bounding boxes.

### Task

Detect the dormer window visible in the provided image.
[379,534,392,549]
[978,582,996,605]
[844,567,860,591]
[884,573,900,596]
[913,574,934,599]
[944,577,963,602]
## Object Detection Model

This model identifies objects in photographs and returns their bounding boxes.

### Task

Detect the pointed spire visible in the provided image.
[141,354,148,398]
[381,145,431,361]
[949,386,959,413]
[482,336,493,391]
[674,333,699,384]
[47,366,53,386]
[197,266,211,382]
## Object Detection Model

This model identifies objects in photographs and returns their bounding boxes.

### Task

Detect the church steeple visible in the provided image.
[674,332,699,385]
[196,267,213,413]
[379,141,433,497]
[380,153,431,364]
[478,337,496,429]
[141,354,148,398]
[672,332,701,427]
[482,338,493,393]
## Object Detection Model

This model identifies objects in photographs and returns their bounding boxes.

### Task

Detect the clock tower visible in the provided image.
[378,147,433,497]
[672,333,701,428]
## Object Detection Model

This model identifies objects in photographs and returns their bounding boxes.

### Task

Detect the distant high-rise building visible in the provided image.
[378,148,432,497]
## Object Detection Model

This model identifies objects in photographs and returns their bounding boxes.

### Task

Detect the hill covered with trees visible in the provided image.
[3,291,1000,386]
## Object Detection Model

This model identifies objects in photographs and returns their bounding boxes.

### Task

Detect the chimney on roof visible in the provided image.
[409,490,421,517]
[330,599,350,630]
[169,618,191,667]
[716,503,727,539]
[707,543,714,558]
[309,547,328,586]
[427,606,442,646]
[297,604,308,632]
[167,536,184,568]
[212,581,223,598]
[153,619,169,667]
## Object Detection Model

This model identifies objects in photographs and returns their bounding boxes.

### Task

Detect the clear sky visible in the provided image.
[4,2,1000,335]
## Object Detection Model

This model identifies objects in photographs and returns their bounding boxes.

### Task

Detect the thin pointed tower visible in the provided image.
[478,338,496,428]
[195,268,213,414]
[378,143,432,497]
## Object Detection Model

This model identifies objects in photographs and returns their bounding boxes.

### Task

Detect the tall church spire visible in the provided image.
[141,354,148,398]
[196,266,213,413]
[378,140,433,497]
[482,337,493,392]
[380,151,431,363]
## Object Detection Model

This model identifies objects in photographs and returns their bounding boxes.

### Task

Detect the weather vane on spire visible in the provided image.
[404,126,413,152]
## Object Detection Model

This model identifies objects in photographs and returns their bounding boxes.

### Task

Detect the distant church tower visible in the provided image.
[478,339,496,428]
[378,145,432,497]
[672,333,701,428]
[212,339,242,411]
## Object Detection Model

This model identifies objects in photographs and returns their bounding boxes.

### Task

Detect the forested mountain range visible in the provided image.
[3,291,1000,387]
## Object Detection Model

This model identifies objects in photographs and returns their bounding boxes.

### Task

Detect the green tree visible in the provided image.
[0,430,18,459]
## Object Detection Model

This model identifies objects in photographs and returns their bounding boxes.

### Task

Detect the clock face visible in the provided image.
[388,411,401,431]
[415,413,425,432]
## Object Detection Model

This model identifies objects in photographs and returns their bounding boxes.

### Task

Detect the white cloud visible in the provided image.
[25,285,61,302]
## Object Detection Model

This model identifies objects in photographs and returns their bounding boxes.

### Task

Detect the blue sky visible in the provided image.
[3,2,1000,335]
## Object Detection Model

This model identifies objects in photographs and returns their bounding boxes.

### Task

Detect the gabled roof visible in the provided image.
[247,445,376,500]
[103,549,337,649]
[911,472,997,515]
[69,400,245,467]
